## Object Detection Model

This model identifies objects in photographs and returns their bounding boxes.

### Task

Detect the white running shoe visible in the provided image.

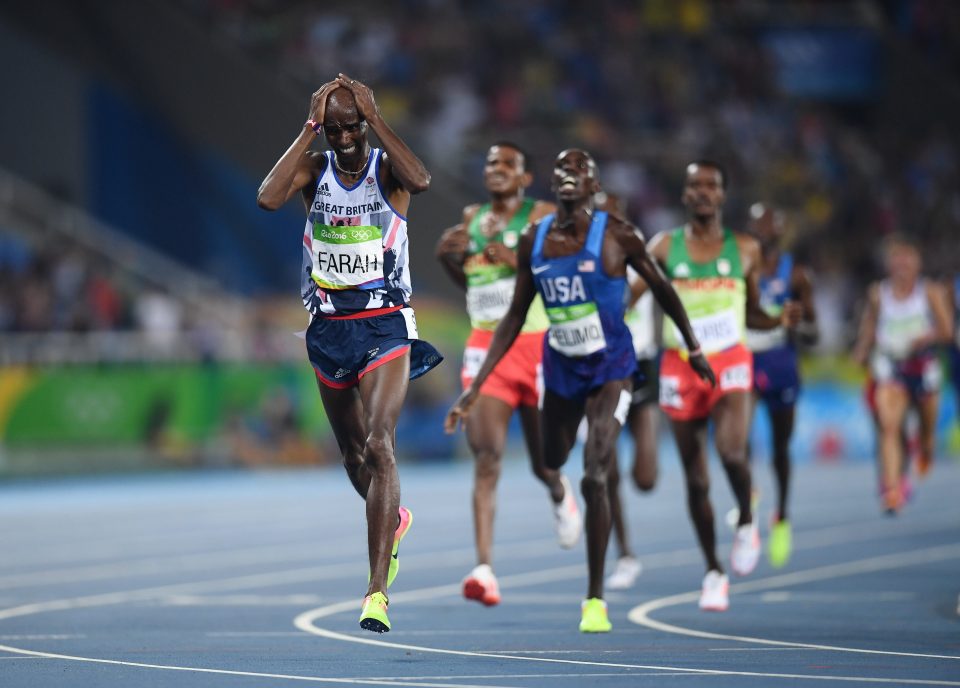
[724,489,760,531]
[605,556,642,590]
[554,475,582,549]
[730,521,761,576]
[462,564,501,606]
[699,570,729,611]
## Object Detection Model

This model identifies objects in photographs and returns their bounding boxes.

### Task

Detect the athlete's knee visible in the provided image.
[580,466,609,501]
[684,470,710,500]
[474,450,502,484]
[585,420,619,460]
[363,432,396,471]
[340,444,365,473]
[716,440,748,467]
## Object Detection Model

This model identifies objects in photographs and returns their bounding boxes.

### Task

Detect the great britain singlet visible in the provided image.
[301,149,411,316]
[875,279,934,360]
[662,228,746,355]
[746,253,793,353]
[463,199,549,332]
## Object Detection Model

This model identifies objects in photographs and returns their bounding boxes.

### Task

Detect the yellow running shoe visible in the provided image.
[579,597,612,633]
[359,592,390,633]
[768,519,792,568]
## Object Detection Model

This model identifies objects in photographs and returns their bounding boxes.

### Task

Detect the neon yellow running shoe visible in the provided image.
[579,597,612,633]
[768,519,792,568]
[369,506,413,589]
[359,592,390,633]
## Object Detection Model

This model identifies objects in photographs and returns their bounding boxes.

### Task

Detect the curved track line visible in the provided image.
[628,542,960,660]
[0,645,518,688]
[0,513,957,685]
[294,604,957,686]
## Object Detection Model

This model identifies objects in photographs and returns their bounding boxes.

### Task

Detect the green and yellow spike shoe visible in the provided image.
[389,506,413,588]
[579,597,612,633]
[359,592,390,633]
[768,519,792,569]
[368,506,414,589]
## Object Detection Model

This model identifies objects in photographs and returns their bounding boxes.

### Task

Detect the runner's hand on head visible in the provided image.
[689,351,716,387]
[309,81,339,125]
[444,388,478,434]
[336,73,379,122]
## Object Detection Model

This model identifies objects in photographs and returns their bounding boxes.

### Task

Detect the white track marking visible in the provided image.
[293,624,960,686]
[0,495,957,685]
[0,645,525,687]
[628,542,960,660]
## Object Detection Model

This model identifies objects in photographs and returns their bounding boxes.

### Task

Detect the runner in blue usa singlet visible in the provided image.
[530,210,636,399]
[445,149,711,633]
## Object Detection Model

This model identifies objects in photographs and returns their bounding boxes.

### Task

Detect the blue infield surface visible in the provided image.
[0,455,957,687]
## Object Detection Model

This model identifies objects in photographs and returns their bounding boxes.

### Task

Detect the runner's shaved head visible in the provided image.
[324,87,360,123]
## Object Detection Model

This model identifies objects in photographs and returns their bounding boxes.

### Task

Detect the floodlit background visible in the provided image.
[0,0,957,476]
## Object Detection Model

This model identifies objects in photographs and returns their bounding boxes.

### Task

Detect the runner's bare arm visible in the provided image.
[791,264,819,347]
[852,283,880,366]
[743,236,799,330]
[914,281,954,352]
[336,74,430,195]
[435,205,479,291]
[257,83,337,211]
[444,227,538,432]
[616,221,715,386]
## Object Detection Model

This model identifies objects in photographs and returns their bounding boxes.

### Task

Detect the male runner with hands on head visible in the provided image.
[258,74,442,634]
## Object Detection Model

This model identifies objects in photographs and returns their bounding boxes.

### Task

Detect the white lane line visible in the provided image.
[292,552,960,686]
[0,645,526,688]
[294,623,960,686]
[708,647,816,652]
[0,634,85,640]
[0,505,957,686]
[628,542,960,661]
[363,673,698,680]
[0,533,566,592]
[164,594,325,606]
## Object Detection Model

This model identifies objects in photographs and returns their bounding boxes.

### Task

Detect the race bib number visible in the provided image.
[466,277,515,325]
[311,223,384,290]
[547,302,606,357]
[462,346,487,380]
[719,363,751,391]
[678,308,741,354]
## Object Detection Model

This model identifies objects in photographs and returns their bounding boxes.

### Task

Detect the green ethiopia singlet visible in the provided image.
[662,228,746,354]
[464,199,549,332]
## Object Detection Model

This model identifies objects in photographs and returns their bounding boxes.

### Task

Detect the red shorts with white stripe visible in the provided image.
[461,329,545,409]
[659,344,753,421]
